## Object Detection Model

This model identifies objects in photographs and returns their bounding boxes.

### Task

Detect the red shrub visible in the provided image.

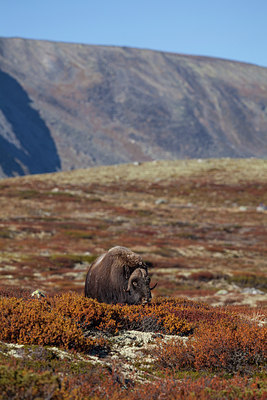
[0,285,32,299]
[190,271,215,281]
[193,319,266,373]
[61,374,267,400]
[156,318,267,374]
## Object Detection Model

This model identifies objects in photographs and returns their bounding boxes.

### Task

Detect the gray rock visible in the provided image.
[216,289,228,295]
[31,289,46,298]
[155,198,167,205]
[242,288,265,295]
[256,204,267,212]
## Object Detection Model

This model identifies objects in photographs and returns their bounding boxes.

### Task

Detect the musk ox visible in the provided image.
[84,246,157,305]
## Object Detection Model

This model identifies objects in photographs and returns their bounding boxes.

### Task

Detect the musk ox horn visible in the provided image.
[125,268,144,292]
[150,282,158,290]
[126,276,135,292]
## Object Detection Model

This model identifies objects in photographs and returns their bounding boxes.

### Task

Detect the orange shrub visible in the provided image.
[1,291,266,374]
[50,292,126,333]
[155,338,194,370]
[0,296,107,353]
[49,293,199,335]
[156,318,267,374]
[0,292,266,399]
[193,319,267,373]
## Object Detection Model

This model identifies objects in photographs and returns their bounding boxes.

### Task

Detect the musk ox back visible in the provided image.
[84,246,156,305]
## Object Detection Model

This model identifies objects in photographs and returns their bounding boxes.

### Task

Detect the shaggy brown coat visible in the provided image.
[84,246,156,304]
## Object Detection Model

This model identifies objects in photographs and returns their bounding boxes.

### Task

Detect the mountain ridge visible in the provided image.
[2,36,264,67]
[0,37,267,177]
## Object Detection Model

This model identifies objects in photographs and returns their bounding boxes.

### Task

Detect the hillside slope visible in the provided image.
[0,37,267,177]
[0,158,266,306]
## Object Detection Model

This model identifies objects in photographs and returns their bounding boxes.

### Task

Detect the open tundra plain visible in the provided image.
[0,158,266,399]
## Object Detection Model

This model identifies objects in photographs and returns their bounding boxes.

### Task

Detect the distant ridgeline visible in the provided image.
[0,37,267,177]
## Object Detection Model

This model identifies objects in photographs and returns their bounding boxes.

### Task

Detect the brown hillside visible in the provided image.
[0,37,267,178]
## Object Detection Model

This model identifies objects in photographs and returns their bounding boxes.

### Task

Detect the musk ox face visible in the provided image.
[125,268,155,305]
[84,246,157,305]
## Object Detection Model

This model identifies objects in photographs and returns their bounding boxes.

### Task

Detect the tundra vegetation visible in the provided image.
[0,159,266,399]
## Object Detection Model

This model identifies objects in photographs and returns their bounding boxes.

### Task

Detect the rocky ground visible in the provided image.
[0,329,187,386]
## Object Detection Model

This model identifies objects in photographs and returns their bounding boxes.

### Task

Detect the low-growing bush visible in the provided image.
[189,271,215,281]
[0,292,266,398]
[0,286,32,299]
[46,293,178,334]
[0,296,108,354]
[0,364,61,400]
[1,353,266,400]
[194,319,266,374]
[49,293,216,335]
[156,318,267,374]
[61,373,267,399]
[2,292,264,344]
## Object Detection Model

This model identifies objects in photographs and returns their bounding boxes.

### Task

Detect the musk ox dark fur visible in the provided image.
[84,246,157,305]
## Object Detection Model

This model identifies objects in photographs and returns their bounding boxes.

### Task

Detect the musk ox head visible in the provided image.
[125,267,157,305]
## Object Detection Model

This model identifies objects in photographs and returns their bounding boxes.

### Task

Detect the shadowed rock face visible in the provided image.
[0,37,267,177]
[0,70,61,176]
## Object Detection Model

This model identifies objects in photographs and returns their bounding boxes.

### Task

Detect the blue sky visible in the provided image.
[1,0,267,67]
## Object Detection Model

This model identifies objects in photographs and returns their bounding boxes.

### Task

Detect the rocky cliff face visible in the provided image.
[0,37,267,177]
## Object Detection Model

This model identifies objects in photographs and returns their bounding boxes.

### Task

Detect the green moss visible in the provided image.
[68,360,96,375]
[203,378,267,400]
[0,343,98,374]
[172,370,214,380]
[226,274,267,291]
[133,359,158,376]
[0,364,60,399]
[46,190,75,197]
[0,229,13,239]
[17,189,40,199]
[49,253,97,266]
[137,209,153,217]
[154,247,176,257]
